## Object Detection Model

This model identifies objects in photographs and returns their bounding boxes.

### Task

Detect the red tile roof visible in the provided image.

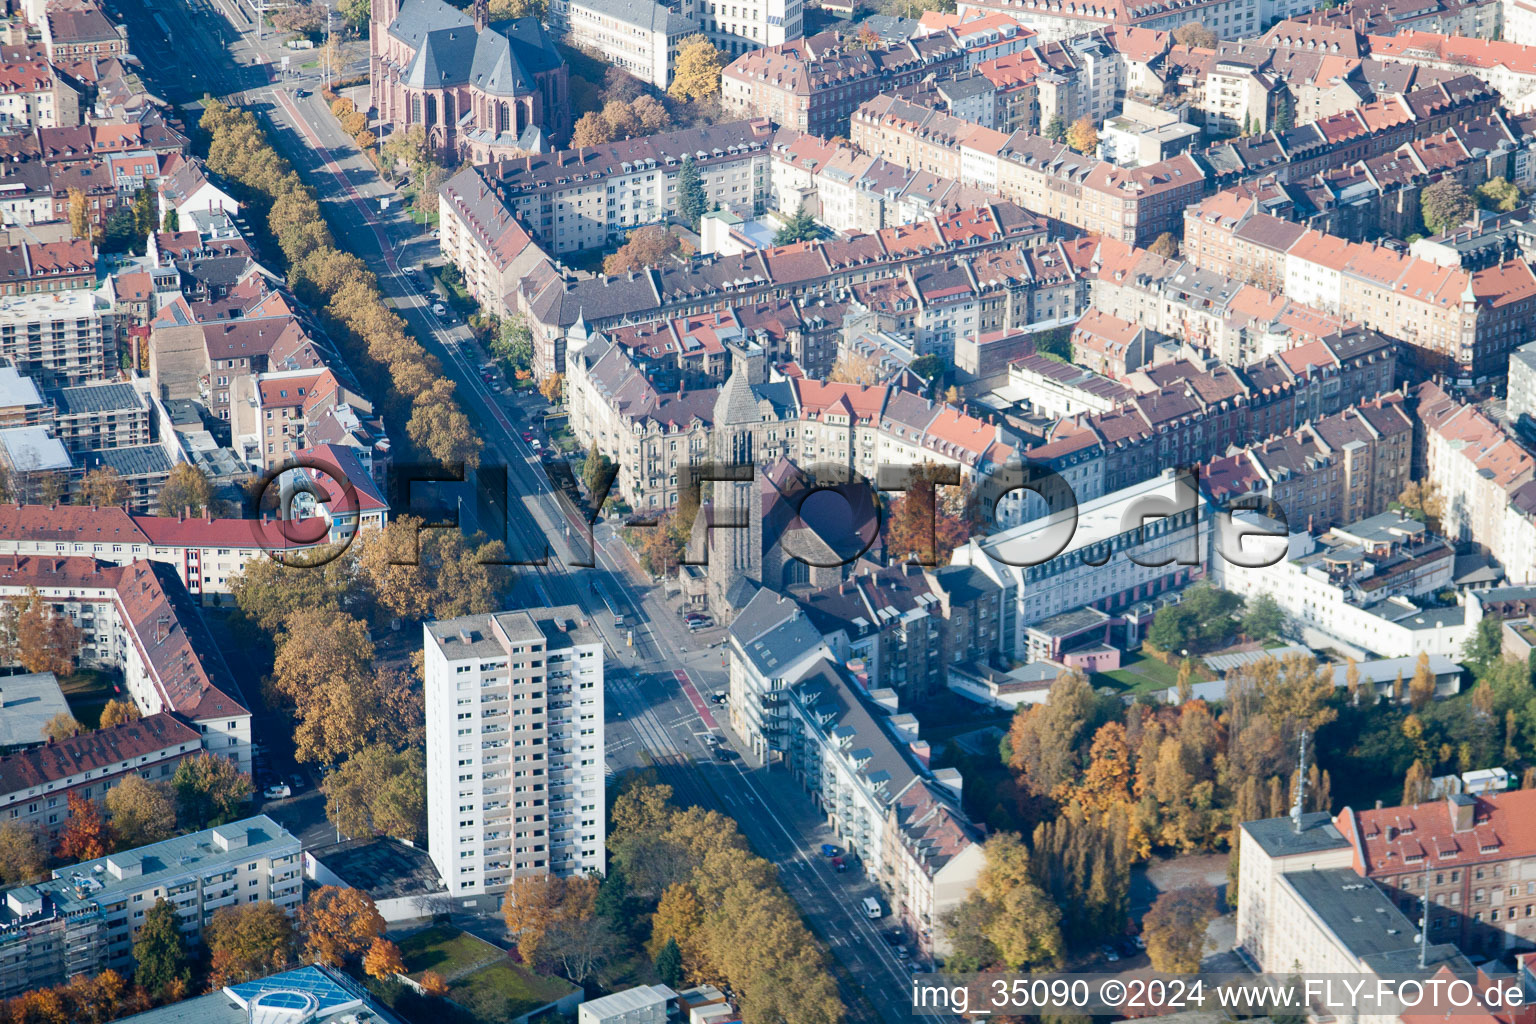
[0,712,199,797]
[1340,789,1536,876]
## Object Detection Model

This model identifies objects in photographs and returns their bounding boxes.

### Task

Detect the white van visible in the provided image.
[862,897,882,919]
[431,302,447,316]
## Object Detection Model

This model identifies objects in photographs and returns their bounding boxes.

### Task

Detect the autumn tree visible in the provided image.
[132,899,191,998]
[828,349,882,385]
[1005,669,1104,797]
[1404,759,1433,803]
[1173,22,1217,47]
[267,608,411,764]
[362,936,406,980]
[1066,115,1098,155]
[539,372,564,405]
[1409,650,1438,711]
[0,589,82,677]
[77,466,127,508]
[206,902,297,986]
[99,698,141,728]
[1143,888,1216,972]
[943,832,1063,971]
[885,462,970,565]
[156,462,218,517]
[0,820,49,884]
[669,36,725,102]
[172,751,253,828]
[570,111,614,147]
[300,886,385,967]
[603,225,681,275]
[1148,232,1180,258]
[322,744,426,842]
[501,873,595,962]
[104,775,177,849]
[67,188,90,239]
[420,971,449,998]
[487,0,549,17]
[42,711,82,743]
[1421,178,1475,237]
[228,548,355,635]
[354,516,507,623]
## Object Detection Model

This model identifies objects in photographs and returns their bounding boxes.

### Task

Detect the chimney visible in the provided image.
[1448,793,1475,832]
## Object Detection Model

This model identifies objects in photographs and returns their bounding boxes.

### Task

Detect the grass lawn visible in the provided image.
[1095,653,1182,695]
[397,926,576,1024]
[60,669,118,729]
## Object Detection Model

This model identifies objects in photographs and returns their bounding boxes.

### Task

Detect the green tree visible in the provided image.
[677,157,706,231]
[774,204,818,245]
[132,899,191,998]
[1421,178,1475,237]
[172,752,253,828]
[1273,94,1294,131]
[654,935,684,987]
[161,207,179,233]
[491,314,535,374]
[582,442,616,502]
[1044,113,1067,143]
[1477,176,1522,213]
[1242,593,1285,641]
[1463,615,1504,678]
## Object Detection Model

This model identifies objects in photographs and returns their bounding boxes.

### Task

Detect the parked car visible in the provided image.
[862,897,883,919]
[263,784,291,800]
[522,432,534,441]
[1101,945,1120,962]
[431,302,447,316]
[896,945,910,960]
[289,774,306,791]
[883,931,901,947]
[688,619,713,631]
[684,612,707,622]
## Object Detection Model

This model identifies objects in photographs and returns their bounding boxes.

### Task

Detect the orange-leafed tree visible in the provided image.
[420,971,449,997]
[299,886,384,967]
[363,936,407,980]
[57,791,110,862]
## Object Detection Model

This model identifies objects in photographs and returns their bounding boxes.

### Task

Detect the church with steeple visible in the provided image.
[370,0,570,163]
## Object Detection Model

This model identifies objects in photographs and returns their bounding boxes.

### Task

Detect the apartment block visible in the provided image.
[474,119,775,256]
[44,381,151,454]
[0,289,114,389]
[0,556,253,772]
[956,0,1259,42]
[1200,392,1414,532]
[424,608,605,908]
[0,816,300,998]
[566,0,698,89]
[0,713,201,837]
[1416,381,1536,584]
[722,30,964,137]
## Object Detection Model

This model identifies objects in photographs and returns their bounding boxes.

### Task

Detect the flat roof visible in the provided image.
[308,837,445,902]
[1243,812,1350,858]
[0,671,67,749]
[56,815,298,901]
[0,427,70,472]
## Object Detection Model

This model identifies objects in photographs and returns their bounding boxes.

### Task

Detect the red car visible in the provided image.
[521,432,534,442]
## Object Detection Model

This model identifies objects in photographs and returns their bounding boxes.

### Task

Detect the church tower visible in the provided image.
[706,344,765,622]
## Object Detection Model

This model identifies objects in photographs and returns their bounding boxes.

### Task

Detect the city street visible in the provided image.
[128,0,931,1014]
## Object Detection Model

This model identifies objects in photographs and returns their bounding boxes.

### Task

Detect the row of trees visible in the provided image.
[606,782,843,1024]
[572,94,674,148]
[199,100,481,470]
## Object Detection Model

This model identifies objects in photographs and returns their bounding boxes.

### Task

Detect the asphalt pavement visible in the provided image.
[128,2,938,1013]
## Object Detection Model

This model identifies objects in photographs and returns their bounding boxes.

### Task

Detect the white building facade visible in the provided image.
[424,607,605,909]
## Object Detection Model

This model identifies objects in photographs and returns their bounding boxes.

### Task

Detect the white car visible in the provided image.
[263,784,292,800]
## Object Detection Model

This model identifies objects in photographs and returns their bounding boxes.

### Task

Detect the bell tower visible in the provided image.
[706,345,765,622]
